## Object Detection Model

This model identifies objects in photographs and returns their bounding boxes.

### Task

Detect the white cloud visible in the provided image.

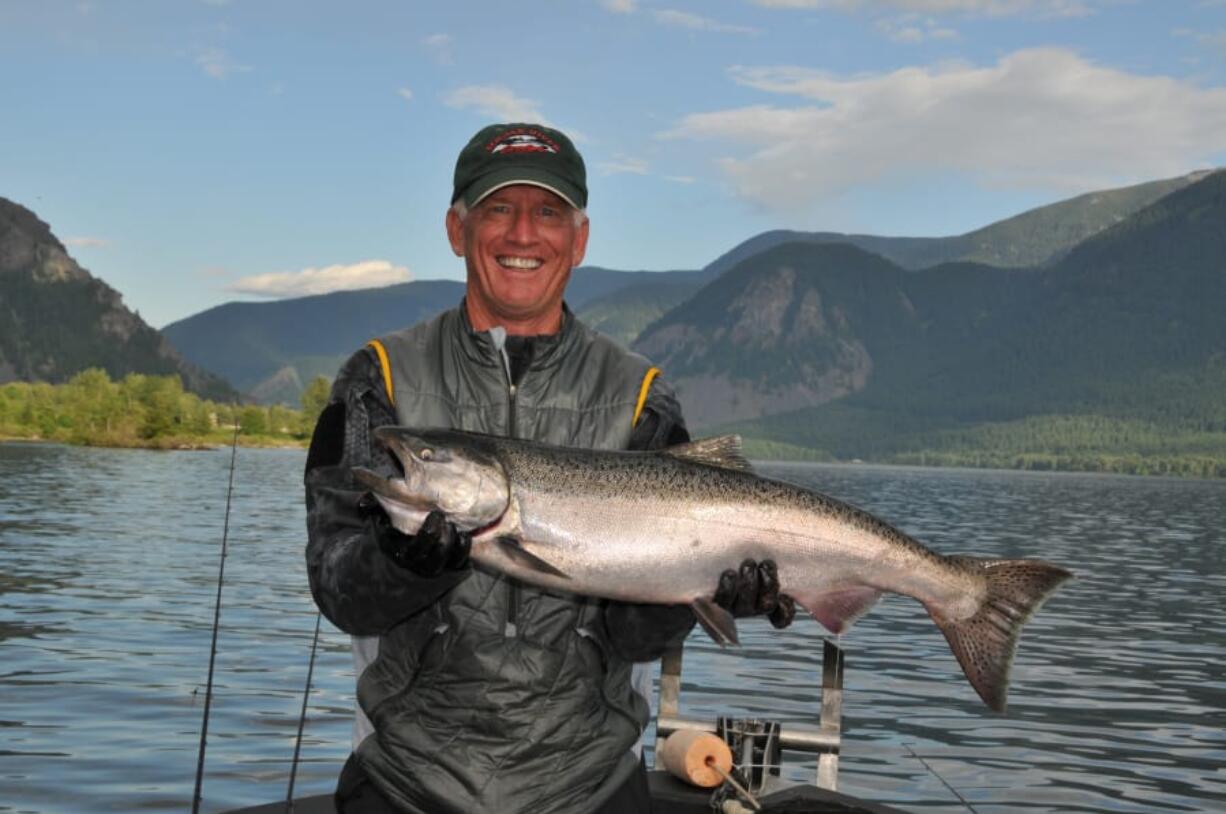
[597,156,650,175]
[228,260,411,298]
[196,47,250,79]
[662,48,1226,211]
[877,15,959,42]
[444,85,550,125]
[423,33,454,64]
[653,9,759,34]
[64,236,110,248]
[751,0,1093,16]
[1175,26,1226,54]
[602,0,638,12]
[397,86,413,102]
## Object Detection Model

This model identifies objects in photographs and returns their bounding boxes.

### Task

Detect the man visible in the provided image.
[305,122,793,814]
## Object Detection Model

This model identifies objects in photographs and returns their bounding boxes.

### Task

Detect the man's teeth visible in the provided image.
[498,256,542,270]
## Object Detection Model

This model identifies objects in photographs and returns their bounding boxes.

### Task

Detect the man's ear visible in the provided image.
[570,217,590,268]
[445,207,466,257]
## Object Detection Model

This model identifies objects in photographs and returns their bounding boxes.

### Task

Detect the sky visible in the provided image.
[2,0,1225,328]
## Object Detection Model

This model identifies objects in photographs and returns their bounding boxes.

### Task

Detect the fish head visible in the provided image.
[370,427,510,531]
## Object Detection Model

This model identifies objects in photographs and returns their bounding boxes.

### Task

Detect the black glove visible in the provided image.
[714,558,796,629]
[370,508,472,578]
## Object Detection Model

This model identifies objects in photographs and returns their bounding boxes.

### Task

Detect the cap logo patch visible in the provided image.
[486,127,559,156]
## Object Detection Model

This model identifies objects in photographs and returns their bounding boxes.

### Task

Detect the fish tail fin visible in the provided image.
[933,557,1072,713]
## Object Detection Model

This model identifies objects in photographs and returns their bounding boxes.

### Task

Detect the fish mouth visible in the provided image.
[373,427,429,470]
[352,466,428,508]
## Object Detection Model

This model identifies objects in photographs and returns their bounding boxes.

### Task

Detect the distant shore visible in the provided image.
[0,431,307,451]
[5,430,1223,479]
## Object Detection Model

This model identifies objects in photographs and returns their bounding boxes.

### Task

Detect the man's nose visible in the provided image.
[506,207,538,244]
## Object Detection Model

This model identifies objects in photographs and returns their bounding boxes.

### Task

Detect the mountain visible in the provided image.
[700,170,1226,458]
[633,238,1040,428]
[702,171,1211,276]
[161,279,465,400]
[0,198,235,400]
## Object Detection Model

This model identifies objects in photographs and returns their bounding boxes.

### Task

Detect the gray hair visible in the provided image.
[450,198,587,226]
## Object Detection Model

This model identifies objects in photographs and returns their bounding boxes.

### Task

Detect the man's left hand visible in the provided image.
[714,558,796,629]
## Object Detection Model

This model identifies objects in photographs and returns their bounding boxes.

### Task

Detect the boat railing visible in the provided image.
[652,638,845,792]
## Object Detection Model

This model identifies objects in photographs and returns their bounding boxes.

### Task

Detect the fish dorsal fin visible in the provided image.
[664,435,753,472]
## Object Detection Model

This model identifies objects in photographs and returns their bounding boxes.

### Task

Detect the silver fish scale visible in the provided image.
[497,438,939,559]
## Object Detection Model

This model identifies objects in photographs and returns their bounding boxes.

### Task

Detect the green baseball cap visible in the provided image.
[452,123,587,210]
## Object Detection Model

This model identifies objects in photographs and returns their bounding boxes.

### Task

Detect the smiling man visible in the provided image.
[304,123,794,814]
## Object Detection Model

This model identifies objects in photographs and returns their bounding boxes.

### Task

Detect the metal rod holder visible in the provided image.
[652,638,845,791]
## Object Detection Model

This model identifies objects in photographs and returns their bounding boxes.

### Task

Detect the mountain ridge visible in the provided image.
[0,197,236,400]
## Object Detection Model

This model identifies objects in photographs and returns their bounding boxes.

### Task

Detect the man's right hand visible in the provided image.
[371,509,472,577]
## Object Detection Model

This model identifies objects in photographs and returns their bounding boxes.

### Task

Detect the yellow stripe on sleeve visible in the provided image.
[365,339,395,407]
[632,366,661,427]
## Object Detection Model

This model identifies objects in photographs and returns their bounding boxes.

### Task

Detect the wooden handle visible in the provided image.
[659,730,734,788]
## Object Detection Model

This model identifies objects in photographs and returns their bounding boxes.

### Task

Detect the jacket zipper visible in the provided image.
[497,338,520,639]
[506,378,519,638]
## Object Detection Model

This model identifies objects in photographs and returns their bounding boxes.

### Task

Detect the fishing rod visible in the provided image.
[903,742,980,814]
[285,611,324,812]
[192,413,241,814]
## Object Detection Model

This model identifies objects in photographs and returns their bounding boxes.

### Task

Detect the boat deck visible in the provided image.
[224,769,909,814]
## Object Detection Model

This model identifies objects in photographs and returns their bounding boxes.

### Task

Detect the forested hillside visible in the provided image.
[718,170,1226,473]
[0,198,235,400]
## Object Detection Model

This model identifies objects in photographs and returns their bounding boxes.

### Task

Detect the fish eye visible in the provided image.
[419,447,434,461]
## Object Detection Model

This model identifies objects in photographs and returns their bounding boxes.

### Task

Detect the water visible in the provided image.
[1,443,1223,813]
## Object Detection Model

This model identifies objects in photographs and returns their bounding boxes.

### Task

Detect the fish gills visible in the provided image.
[930,556,1073,712]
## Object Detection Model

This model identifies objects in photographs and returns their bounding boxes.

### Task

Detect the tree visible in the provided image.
[300,376,331,425]
[239,405,268,435]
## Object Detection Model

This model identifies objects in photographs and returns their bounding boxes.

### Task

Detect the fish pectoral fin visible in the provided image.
[664,435,753,472]
[691,597,740,646]
[795,586,883,635]
[492,537,570,580]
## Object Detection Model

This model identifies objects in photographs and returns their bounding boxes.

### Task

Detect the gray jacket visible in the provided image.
[305,304,694,813]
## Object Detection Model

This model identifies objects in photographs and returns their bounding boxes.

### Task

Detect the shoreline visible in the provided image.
[0,433,308,451]
[4,432,1222,479]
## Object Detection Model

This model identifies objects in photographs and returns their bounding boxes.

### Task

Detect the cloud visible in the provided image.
[877,15,959,42]
[602,0,638,12]
[397,86,413,102]
[751,0,1093,16]
[444,85,550,125]
[661,48,1226,211]
[597,156,650,175]
[196,47,250,79]
[64,236,111,248]
[423,33,454,65]
[653,9,760,34]
[228,260,411,298]
[1174,26,1226,54]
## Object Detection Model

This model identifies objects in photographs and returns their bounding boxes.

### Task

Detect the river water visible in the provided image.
[0,442,1223,813]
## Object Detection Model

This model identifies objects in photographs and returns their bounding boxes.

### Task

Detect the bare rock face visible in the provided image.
[249,365,304,405]
[636,243,914,429]
[0,196,235,399]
